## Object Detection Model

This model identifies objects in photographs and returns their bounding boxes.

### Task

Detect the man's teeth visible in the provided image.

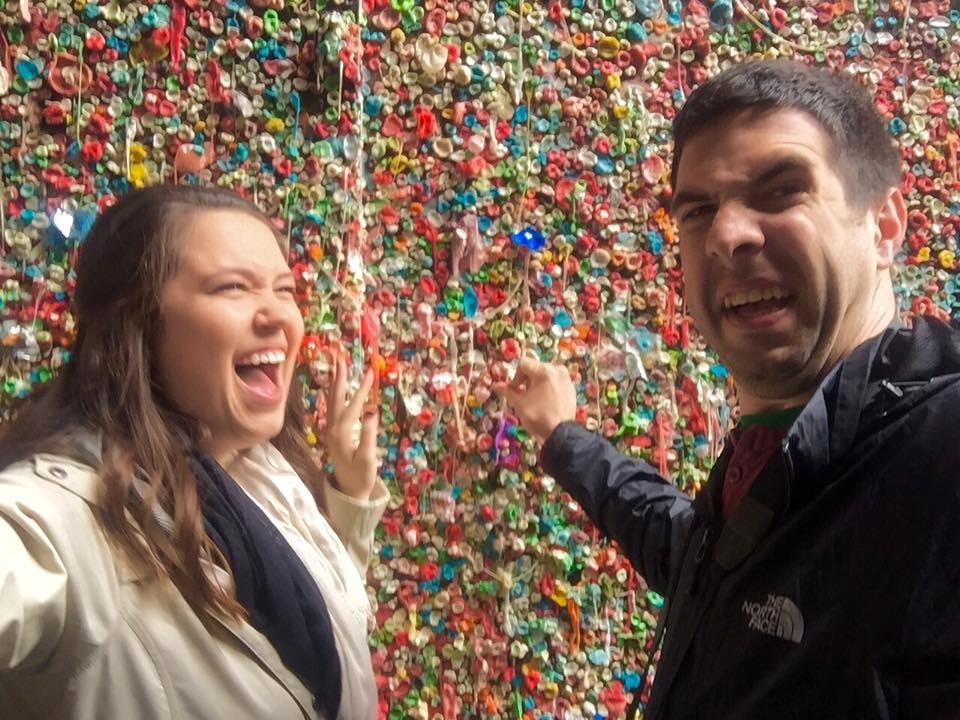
[722,287,789,309]
[236,350,286,366]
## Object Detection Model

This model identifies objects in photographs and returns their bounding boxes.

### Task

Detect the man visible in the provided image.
[498,60,960,719]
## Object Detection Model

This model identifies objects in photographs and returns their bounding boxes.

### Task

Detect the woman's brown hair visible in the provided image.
[0,184,325,618]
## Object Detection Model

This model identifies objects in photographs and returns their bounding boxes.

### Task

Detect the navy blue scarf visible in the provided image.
[190,454,342,718]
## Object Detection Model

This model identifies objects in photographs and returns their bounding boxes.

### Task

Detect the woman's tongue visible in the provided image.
[236,365,278,396]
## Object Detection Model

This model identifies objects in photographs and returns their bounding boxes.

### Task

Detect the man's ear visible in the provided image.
[874,186,906,271]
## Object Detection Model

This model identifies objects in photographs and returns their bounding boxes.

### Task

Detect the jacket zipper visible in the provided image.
[781,437,795,511]
[689,525,713,594]
[694,525,711,563]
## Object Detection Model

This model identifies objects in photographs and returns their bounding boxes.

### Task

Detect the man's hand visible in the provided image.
[494,358,577,444]
[325,356,379,500]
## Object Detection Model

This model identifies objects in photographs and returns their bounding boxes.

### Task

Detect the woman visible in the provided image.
[0,185,387,719]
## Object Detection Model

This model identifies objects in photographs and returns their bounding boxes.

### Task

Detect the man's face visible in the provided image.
[672,108,903,405]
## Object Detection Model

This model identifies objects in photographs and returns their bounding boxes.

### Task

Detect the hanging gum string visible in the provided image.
[124,117,135,182]
[282,188,293,254]
[354,0,367,239]
[17,111,25,169]
[515,0,524,109]
[447,333,465,479]
[445,324,468,450]
[665,370,679,476]
[451,319,479,457]
[76,45,84,149]
[593,294,604,426]
[337,60,345,123]
[0,169,6,253]
[567,599,581,654]
[353,2,373,391]
[324,12,371,393]
[732,0,834,54]
[674,39,686,103]
[511,0,538,365]
[900,0,912,40]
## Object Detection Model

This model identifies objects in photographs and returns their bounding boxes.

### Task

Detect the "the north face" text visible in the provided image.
[742,594,804,644]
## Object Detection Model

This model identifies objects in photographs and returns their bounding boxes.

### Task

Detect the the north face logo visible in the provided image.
[742,594,804,644]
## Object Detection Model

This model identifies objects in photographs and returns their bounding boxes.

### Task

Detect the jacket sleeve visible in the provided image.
[541,421,696,595]
[0,471,69,671]
[324,478,389,574]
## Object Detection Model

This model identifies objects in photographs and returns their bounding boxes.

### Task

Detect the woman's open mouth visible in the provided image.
[234,350,285,403]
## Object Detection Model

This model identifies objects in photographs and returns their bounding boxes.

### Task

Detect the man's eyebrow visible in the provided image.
[752,157,813,187]
[670,189,712,214]
[671,156,814,214]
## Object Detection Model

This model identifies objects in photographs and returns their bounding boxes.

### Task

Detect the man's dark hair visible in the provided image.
[671,59,901,208]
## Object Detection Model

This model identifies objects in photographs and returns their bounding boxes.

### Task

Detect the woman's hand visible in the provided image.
[324,356,379,500]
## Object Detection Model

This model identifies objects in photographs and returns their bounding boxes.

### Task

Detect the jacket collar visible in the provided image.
[696,318,960,568]
[789,316,960,482]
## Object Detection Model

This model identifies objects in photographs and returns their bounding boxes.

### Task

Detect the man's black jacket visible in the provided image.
[541,318,960,719]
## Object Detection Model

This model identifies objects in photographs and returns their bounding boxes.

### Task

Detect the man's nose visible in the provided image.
[704,202,765,263]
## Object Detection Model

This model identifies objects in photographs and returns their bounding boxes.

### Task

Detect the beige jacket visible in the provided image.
[0,443,388,720]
